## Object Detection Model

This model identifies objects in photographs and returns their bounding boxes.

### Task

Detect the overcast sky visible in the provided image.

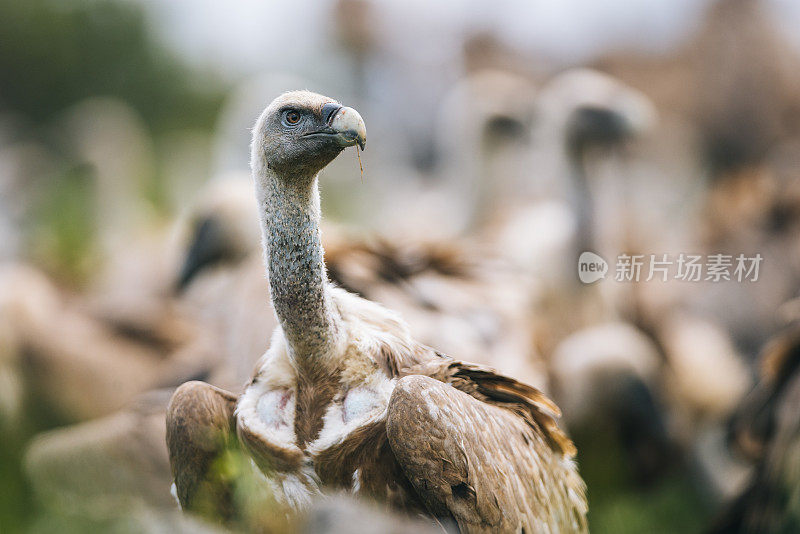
[132,0,800,79]
[133,0,705,72]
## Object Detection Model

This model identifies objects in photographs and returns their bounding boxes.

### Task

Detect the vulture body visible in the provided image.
[0,263,204,424]
[522,70,748,495]
[24,389,177,512]
[167,91,587,532]
[512,70,678,486]
[709,324,800,533]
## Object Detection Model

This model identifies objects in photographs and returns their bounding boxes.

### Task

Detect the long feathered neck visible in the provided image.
[254,167,342,362]
[567,145,594,265]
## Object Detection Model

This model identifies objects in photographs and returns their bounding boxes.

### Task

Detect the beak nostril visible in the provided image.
[321,102,343,125]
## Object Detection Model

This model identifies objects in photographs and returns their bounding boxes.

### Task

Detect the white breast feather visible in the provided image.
[307,375,396,455]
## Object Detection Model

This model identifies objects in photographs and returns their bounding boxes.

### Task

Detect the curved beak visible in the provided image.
[623,91,657,136]
[303,104,367,150]
[329,106,367,150]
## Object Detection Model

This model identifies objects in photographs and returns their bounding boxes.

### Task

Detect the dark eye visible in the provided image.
[285,110,301,125]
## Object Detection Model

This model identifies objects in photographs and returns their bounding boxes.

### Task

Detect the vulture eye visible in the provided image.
[284,110,301,126]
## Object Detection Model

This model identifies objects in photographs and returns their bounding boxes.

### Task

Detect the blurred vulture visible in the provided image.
[709,324,800,533]
[24,389,177,511]
[694,140,800,355]
[488,68,655,297]
[55,98,184,336]
[518,68,749,493]
[0,102,196,427]
[0,263,209,425]
[18,170,280,514]
[689,0,800,178]
[513,69,669,467]
[433,69,538,234]
[0,138,56,262]
[175,174,277,390]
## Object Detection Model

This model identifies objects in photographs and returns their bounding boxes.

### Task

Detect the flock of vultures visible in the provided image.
[2,1,800,532]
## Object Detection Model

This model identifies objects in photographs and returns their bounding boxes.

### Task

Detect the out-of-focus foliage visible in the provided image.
[30,163,98,282]
[574,425,710,533]
[0,389,64,534]
[0,0,224,134]
[0,0,226,283]
[0,0,228,530]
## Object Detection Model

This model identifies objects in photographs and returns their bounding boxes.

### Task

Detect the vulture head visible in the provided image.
[251,91,366,179]
[536,68,656,158]
[565,105,642,154]
[437,70,536,156]
[176,174,260,291]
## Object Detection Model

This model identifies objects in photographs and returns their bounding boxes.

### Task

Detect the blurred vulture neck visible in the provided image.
[255,167,342,362]
[567,145,594,266]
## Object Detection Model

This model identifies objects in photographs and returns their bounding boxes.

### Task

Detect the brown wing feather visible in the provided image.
[386,375,587,533]
[166,381,238,521]
[399,355,576,458]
